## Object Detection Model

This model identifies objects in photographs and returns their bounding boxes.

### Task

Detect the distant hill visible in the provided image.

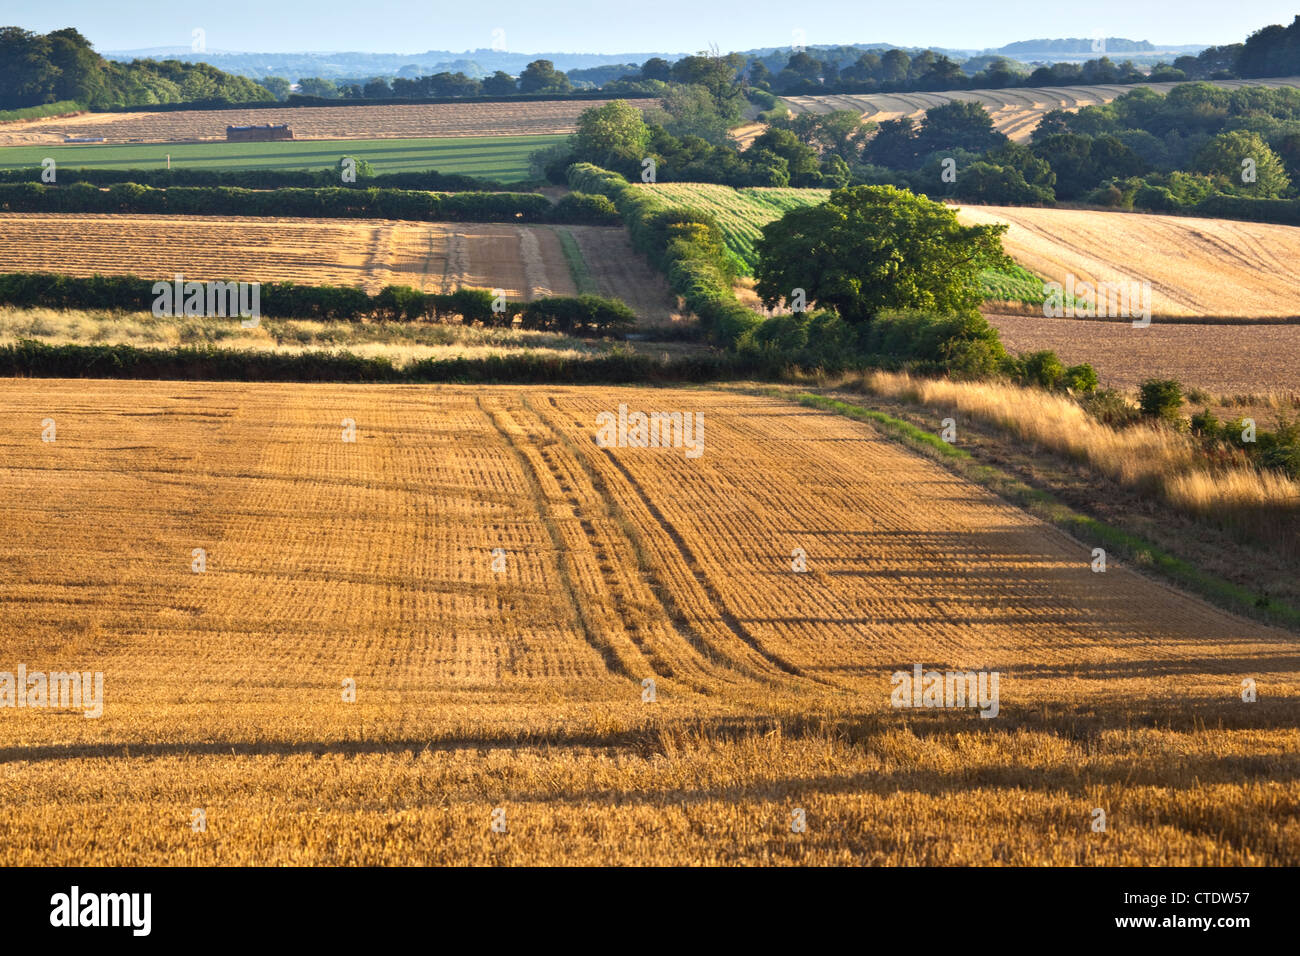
[101,48,685,81]
[998,38,1157,54]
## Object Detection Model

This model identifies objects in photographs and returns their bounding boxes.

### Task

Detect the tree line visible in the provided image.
[0,181,619,225]
[0,271,636,335]
[0,26,271,110]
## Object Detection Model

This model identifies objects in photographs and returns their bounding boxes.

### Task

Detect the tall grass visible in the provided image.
[857,370,1300,554]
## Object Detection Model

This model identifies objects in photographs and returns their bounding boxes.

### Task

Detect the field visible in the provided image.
[955,204,1300,319]
[783,77,1300,141]
[635,183,829,272]
[990,312,1300,395]
[0,100,657,147]
[0,380,1296,865]
[0,213,676,318]
[0,134,565,180]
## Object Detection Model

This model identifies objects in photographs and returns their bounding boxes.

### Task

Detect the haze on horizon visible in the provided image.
[13,0,1297,56]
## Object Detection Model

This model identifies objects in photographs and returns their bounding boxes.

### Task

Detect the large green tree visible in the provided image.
[1194,130,1292,197]
[519,59,572,94]
[573,100,651,167]
[754,185,1010,323]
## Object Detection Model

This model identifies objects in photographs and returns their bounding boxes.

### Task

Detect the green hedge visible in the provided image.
[0,340,772,384]
[0,166,505,192]
[1190,193,1300,226]
[0,271,636,335]
[0,100,83,123]
[0,182,622,225]
[567,162,762,347]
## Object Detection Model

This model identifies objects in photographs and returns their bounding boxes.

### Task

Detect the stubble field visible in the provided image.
[956,204,1300,319]
[0,213,676,315]
[783,77,1300,142]
[0,380,1295,865]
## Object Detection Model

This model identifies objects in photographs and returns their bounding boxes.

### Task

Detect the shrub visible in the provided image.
[1190,407,1221,438]
[1063,363,1098,394]
[1018,349,1066,390]
[1083,388,1141,428]
[550,191,620,224]
[1139,378,1184,422]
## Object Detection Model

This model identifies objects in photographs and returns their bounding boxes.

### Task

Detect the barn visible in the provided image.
[226,124,293,142]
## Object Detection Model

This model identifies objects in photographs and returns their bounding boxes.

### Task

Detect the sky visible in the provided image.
[13,0,1298,54]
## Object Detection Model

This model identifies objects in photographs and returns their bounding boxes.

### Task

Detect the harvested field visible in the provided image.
[0,380,1296,865]
[783,77,1300,141]
[990,312,1300,394]
[956,204,1300,319]
[0,212,619,300]
[561,224,681,326]
[0,99,658,146]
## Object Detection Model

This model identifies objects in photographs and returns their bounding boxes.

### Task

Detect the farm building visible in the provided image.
[226,124,293,142]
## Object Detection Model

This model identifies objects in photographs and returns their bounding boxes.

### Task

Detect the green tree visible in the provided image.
[481,71,517,95]
[573,100,651,168]
[297,77,337,98]
[754,185,1010,323]
[1194,130,1292,197]
[519,60,572,94]
[258,76,291,100]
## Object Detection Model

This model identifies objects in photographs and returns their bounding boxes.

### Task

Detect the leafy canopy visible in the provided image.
[754,185,1010,323]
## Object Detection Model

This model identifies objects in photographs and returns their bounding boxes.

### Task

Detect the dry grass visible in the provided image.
[0,306,608,364]
[857,370,1300,553]
[0,380,1296,865]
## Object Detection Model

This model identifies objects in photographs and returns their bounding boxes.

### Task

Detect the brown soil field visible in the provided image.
[0,213,663,303]
[990,312,1300,395]
[957,204,1300,318]
[0,99,658,146]
[0,380,1295,865]
[783,77,1300,142]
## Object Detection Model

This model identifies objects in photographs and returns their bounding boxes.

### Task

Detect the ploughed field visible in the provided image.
[0,99,658,146]
[1,381,1295,865]
[783,77,1300,142]
[0,213,676,318]
[990,312,1300,394]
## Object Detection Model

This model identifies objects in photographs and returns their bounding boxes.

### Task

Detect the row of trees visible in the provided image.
[0,181,619,224]
[259,60,580,101]
[0,27,271,109]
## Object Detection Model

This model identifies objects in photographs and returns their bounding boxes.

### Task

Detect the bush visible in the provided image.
[1139,378,1184,422]
[1190,407,1221,438]
[550,191,620,224]
[1063,363,1098,394]
[1083,388,1141,428]
[1017,349,1066,389]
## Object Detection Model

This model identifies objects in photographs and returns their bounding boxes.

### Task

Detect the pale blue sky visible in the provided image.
[15,0,1296,54]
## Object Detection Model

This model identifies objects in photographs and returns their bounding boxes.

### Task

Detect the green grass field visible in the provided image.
[0,134,564,180]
